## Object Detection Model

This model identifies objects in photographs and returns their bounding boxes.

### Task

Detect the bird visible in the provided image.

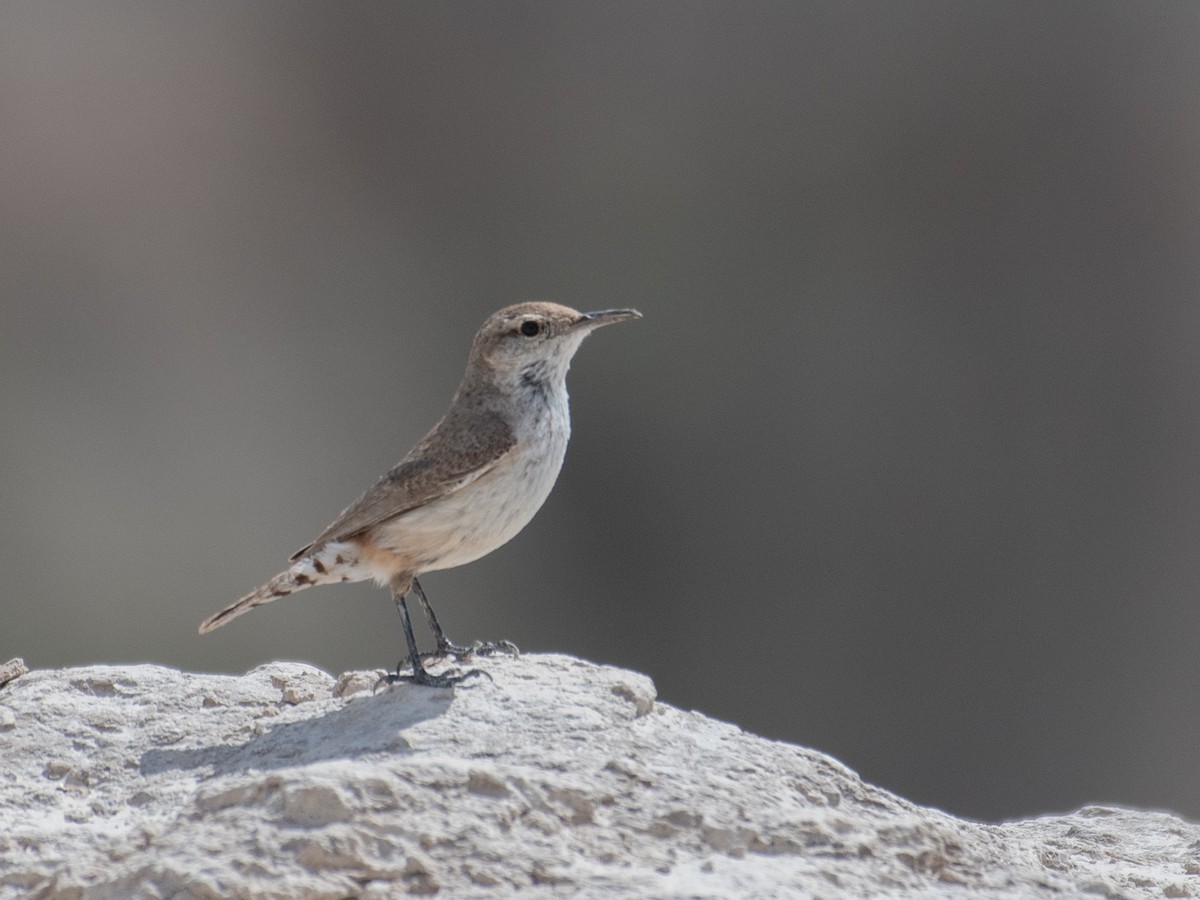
[199,302,641,686]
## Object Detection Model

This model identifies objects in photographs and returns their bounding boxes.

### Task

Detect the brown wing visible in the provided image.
[290,407,516,560]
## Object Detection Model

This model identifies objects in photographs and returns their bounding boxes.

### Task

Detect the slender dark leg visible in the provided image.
[385,592,481,688]
[393,593,424,677]
[412,577,519,660]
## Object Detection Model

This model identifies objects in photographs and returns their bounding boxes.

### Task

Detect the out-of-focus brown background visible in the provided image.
[3,3,1198,823]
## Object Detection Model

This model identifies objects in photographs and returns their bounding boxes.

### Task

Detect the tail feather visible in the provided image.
[198,570,307,634]
[198,543,361,634]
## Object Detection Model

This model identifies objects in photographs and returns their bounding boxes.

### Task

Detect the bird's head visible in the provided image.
[468,302,641,388]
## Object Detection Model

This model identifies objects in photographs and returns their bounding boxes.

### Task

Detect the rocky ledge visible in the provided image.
[0,654,1196,898]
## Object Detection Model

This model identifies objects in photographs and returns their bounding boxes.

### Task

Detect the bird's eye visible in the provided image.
[520,320,541,337]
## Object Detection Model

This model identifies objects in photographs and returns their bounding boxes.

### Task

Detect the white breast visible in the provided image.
[376,383,572,573]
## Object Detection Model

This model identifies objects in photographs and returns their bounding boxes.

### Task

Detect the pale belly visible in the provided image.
[373,426,569,574]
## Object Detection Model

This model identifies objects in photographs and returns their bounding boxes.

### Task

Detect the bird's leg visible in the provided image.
[383,591,482,688]
[411,577,519,661]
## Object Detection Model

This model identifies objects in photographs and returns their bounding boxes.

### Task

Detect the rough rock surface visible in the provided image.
[0,654,1196,898]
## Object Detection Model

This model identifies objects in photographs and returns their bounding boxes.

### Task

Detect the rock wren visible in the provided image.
[199,302,641,686]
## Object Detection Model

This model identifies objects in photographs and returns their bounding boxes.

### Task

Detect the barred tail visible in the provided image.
[198,543,359,634]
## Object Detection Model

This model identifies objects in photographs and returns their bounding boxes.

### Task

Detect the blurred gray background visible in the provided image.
[2,2,1198,823]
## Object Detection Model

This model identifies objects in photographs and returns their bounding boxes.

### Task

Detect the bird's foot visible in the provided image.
[383,667,487,688]
[376,657,491,690]
[427,637,520,662]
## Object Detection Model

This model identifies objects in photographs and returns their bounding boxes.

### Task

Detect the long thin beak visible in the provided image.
[574,308,643,331]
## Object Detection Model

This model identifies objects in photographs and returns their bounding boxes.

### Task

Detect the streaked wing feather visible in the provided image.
[290,409,516,560]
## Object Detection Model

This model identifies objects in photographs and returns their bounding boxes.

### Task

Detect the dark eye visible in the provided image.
[520,320,541,337]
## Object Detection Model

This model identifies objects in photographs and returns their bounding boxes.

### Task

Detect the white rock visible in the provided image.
[0,654,1196,898]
